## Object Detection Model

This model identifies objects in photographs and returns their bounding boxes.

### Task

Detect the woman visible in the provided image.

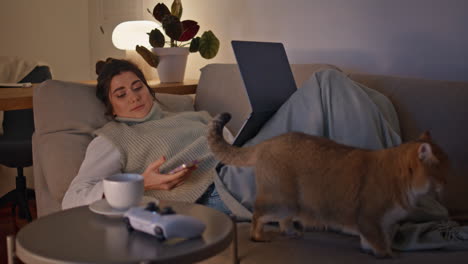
[62,58,233,214]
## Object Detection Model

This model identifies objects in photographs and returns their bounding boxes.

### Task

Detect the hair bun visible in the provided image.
[95,58,117,76]
[95,60,106,76]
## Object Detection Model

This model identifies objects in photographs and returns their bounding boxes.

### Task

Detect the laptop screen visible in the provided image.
[231,41,297,146]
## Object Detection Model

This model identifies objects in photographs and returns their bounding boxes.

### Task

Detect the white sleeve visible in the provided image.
[61,136,122,210]
[222,126,235,144]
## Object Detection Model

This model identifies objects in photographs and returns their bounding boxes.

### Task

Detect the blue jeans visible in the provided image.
[196,184,232,215]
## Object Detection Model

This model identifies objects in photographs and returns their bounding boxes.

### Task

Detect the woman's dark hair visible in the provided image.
[95,58,156,117]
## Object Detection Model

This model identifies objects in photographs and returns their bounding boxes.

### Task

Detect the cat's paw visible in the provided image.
[250,233,271,242]
[359,247,374,256]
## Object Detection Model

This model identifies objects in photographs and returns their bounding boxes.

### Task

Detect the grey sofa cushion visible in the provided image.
[348,73,468,218]
[33,80,194,216]
[33,80,107,215]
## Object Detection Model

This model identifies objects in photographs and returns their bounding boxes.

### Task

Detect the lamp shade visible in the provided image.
[112,20,160,50]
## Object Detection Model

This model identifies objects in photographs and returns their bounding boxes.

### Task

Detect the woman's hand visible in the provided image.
[142,156,195,190]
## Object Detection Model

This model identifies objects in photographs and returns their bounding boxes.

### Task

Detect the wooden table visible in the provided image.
[0,79,198,111]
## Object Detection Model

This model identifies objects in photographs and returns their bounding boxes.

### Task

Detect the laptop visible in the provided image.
[231,40,297,146]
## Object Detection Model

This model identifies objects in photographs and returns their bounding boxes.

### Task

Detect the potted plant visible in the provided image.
[136,0,220,83]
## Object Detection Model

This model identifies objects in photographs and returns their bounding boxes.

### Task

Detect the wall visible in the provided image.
[179,0,468,82]
[2,0,465,82]
[0,0,90,197]
[86,0,467,82]
[0,0,90,81]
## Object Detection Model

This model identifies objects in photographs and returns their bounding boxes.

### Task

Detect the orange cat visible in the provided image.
[208,113,449,258]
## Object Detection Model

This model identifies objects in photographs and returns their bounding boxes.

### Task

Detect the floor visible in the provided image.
[0,200,36,264]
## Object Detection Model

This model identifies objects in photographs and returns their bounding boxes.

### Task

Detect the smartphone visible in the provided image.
[168,160,199,174]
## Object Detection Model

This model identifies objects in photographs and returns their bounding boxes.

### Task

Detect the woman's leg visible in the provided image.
[196,184,232,215]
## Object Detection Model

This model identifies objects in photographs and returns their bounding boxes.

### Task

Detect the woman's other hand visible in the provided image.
[142,156,195,190]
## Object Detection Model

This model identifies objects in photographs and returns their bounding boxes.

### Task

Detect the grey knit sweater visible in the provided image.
[95,103,218,202]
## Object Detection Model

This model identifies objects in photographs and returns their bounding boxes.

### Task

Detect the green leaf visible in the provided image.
[198,31,220,59]
[189,37,200,52]
[149,28,165,48]
[153,3,171,22]
[162,15,183,41]
[136,45,159,68]
[171,0,183,19]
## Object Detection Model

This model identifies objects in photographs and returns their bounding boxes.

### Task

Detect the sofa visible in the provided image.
[32,63,468,263]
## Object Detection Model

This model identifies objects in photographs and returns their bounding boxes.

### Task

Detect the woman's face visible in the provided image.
[108,71,154,119]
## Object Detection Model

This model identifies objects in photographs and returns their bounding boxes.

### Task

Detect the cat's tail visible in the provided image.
[208,113,258,167]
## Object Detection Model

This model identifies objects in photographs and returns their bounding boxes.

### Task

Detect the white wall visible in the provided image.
[3,0,465,81]
[0,0,90,81]
[0,0,90,197]
[179,0,468,82]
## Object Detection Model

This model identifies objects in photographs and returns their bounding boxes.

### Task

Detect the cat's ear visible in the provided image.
[418,143,438,164]
[418,131,432,141]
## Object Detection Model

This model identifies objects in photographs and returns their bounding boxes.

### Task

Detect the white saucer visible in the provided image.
[89,196,159,217]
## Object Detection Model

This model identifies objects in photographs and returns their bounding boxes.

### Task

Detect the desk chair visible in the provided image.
[0,65,52,221]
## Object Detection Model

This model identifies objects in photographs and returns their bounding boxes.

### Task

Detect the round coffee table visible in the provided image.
[15,201,235,263]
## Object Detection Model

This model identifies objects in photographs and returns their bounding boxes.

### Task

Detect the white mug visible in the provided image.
[103,173,144,210]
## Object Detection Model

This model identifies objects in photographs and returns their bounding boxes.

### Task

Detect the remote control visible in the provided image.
[124,202,206,241]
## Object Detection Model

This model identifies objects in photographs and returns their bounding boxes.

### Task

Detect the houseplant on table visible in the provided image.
[136,0,220,83]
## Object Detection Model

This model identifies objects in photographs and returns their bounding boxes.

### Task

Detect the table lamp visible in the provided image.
[112,20,160,79]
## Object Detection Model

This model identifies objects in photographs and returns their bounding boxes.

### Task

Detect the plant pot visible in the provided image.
[152,47,190,83]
